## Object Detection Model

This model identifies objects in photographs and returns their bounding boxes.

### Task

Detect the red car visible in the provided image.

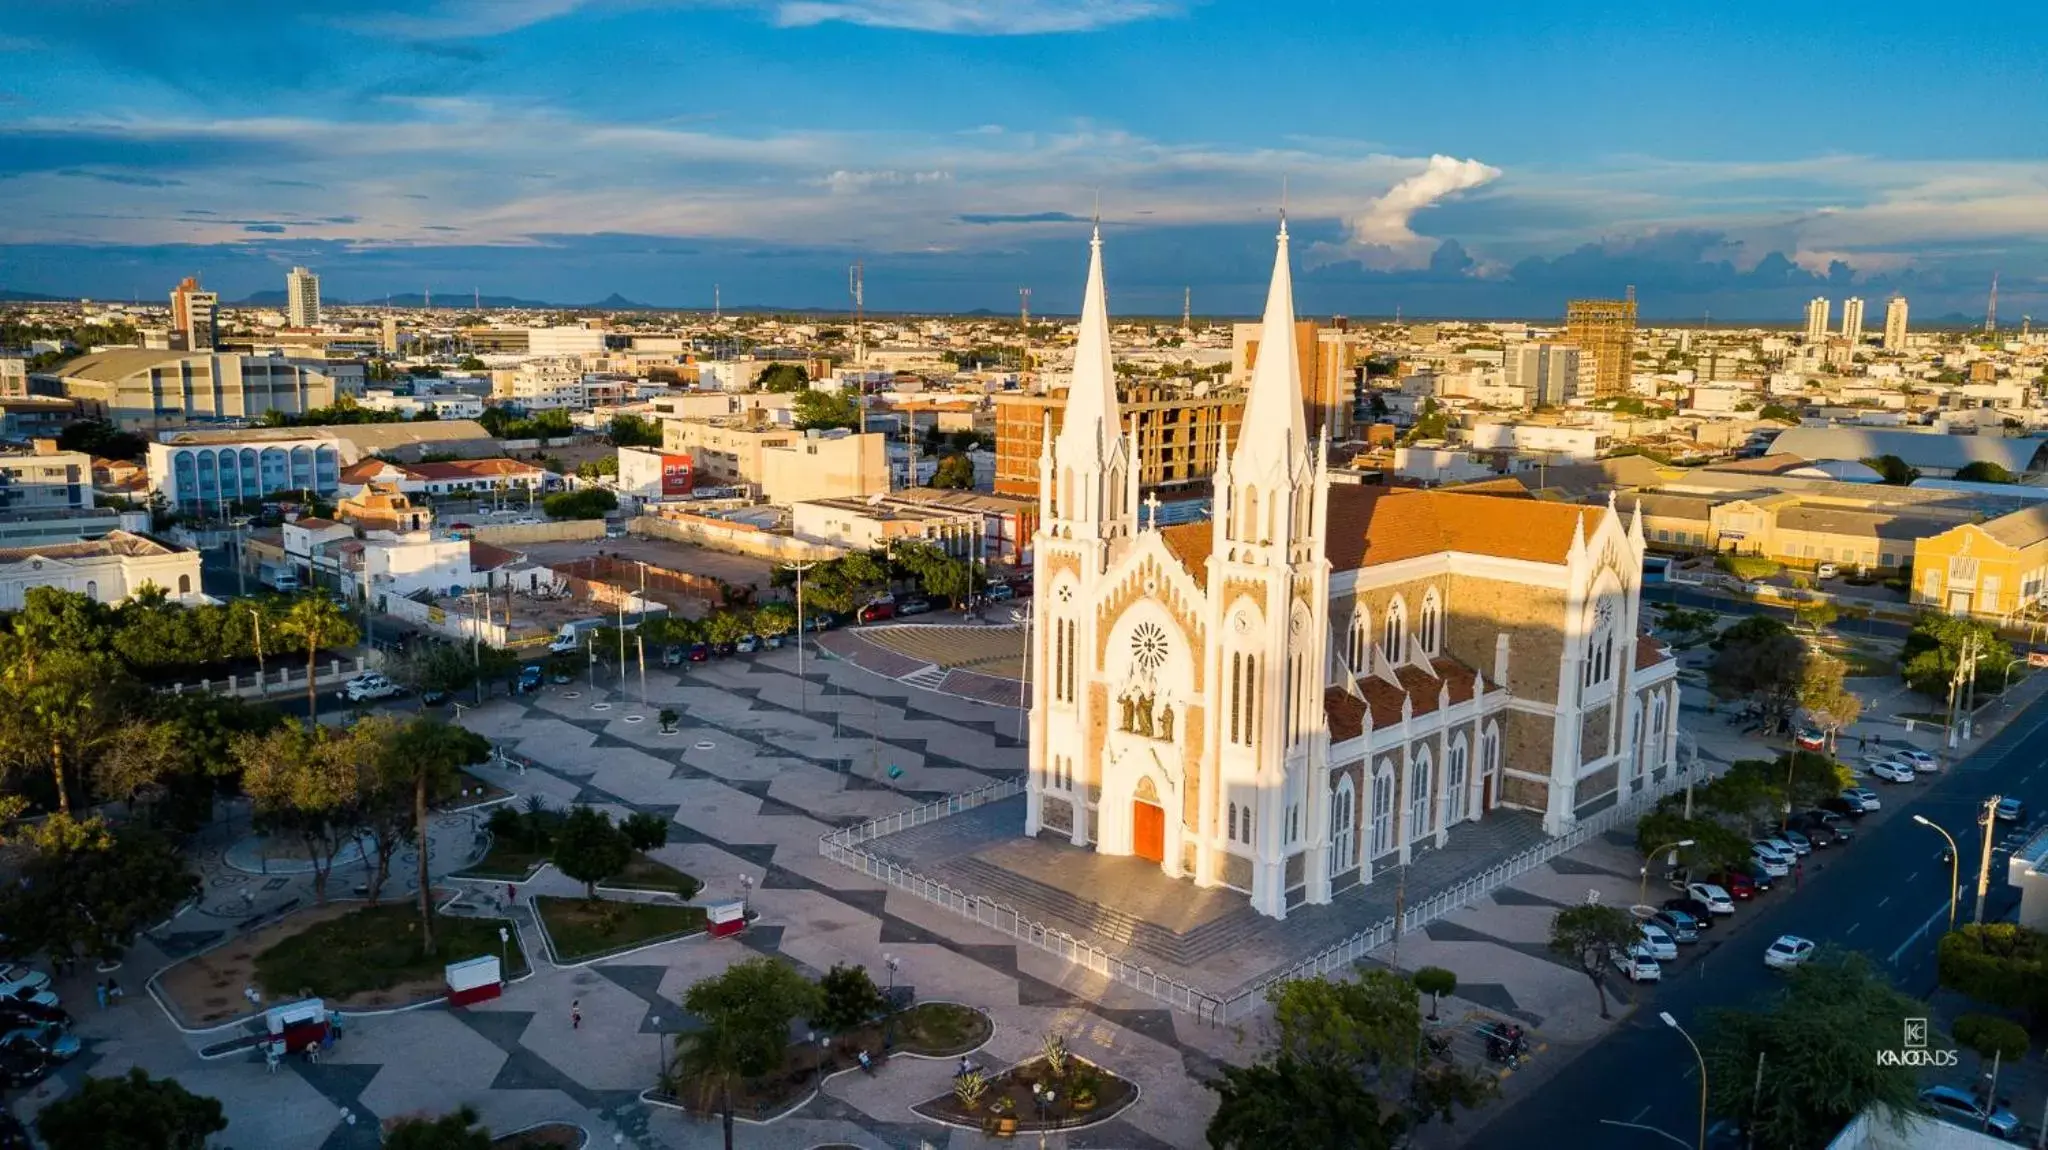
[857,601,896,624]
[1705,870,1758,900]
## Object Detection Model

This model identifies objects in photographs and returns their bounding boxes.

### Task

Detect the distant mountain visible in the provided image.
[0,288,69,302]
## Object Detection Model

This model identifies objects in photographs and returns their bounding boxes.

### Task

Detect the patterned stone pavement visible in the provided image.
[10,643,1235,1150]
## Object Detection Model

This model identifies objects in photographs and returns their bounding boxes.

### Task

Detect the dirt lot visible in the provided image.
[515,536,784,596]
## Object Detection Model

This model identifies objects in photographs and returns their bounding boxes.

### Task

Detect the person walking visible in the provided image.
[571,1000,582,1030]
[94,982,108,1011]
[506,883,517,906]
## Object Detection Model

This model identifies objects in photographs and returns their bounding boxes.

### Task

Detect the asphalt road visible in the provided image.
[1468,693,2048,1150]
[1649,578,1912,642]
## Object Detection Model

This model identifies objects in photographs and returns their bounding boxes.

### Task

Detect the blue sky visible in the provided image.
[2,0,2044,319]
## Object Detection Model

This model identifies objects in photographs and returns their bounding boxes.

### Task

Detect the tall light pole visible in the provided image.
[1659,1011,1708,1150]
[1912,813,1960,932]
[1975,795,2003,926]
[1640,839,1695,908]
[781,561,818,716]
[1010,607,1031,743]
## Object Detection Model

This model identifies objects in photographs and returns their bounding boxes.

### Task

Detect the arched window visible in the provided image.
[177,574,191,595]
[1227,802,1238,842]
[1382,597,1408,666]
[1229,652,1258,748]
[1330,776,1357,875]
[85,579,99,600]
[1062,467,1075,520]
[1447,738,1469,825]
[1241,484,1259,542]
[1407,750,1433,842]
[1584,595,1616,689]
[1418,589,1442,657]
[1482,722,1501,806]
[1369,765,1395,858]
[1347,609,1370,673]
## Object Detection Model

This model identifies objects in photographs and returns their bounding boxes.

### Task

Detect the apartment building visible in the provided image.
[1565,295,1637,398]
[491,359,586,410]
[992,382,1244,499]
[1504,344,1582,407]
[790,496,981,557]
[661,417,887,503]
[0,439,144,545]
[169,276,218,351]
[40,349,338,430]
[286,266,322,329]
[1231,320,1355,439]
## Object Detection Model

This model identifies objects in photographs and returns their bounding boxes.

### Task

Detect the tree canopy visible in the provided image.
[380,1105,492,1150]
[1861,454,1920,485]
[1549,903,1638,1019]
[542,488,618,520]
[1708,615,1806,730]
[1937,923,2048,1024]
[790,388,861,431]
[929,452,976,489]
[608,412,663,447]
[1206,1058,1402,1150]
[1901,611,2014,698]
[1954,460,2018,484]
[757,363,810,393]
[0,817,199,962]
[551,805,632,898]
[36,1067,228,1150]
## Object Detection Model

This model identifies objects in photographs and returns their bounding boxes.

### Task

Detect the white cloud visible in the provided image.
[821,168,952,193]
[771,0,1173,33]
[1309,154,1501,270]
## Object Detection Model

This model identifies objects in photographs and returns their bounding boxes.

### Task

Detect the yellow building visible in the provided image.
[1565,295,1638,398]
[1910,506,2048,619]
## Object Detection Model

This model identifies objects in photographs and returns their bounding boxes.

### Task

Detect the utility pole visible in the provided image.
[1018,287,1031,380]
[1975,794,2002,925]
[781,561,818,716]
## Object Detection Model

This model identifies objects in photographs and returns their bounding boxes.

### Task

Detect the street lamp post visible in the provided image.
[1010,607,1031,744]
[1911,814,1961,932]
[1660,1011,1708,1150]
[1975,795,2003,926]
[1640,839,1696,907]
[497,926,509,971]
[882,953,902,1047]
[782,561,818,717]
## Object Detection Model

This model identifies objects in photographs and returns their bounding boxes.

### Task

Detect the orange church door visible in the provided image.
[1132,801,1165,864]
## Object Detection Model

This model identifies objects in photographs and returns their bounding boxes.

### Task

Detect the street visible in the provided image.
[1467,691,2048,1149]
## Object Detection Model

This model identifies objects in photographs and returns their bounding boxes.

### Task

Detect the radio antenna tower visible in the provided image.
[474,287,480,311]
[1986,272,1999,335]
[1018,287,1031,377]
[848,262,865,368]
[713,284,721,322]
[1181,286,1192,334]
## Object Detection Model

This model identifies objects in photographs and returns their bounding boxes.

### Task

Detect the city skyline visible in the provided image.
[1,1,2042,318]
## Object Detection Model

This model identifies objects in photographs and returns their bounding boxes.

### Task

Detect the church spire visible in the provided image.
[1231,218,1309,485]
[1055,224,1120,472]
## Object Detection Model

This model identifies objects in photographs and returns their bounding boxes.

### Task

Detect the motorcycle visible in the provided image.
[1480,1022,1527,1068]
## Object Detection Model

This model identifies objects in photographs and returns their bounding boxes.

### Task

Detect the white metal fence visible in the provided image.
[820,776,1668,1025]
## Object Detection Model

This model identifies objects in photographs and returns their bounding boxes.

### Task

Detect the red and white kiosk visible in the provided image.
[707,899,747,939]
[266,999,332,1056]
[444,955,504,1006]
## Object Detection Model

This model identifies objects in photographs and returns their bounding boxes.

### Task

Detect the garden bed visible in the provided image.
[531,895,706,963]
[912,1050,1136,1133]
[602,853,702,899]
[663,1002,994,1122]
[491,1122,584,1149]
[252,903,528,1007]
[452,842,551,882]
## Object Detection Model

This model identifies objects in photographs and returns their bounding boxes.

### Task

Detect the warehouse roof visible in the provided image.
[1768,428,2048,474]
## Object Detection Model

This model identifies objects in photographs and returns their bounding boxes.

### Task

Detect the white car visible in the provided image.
[1815,563,1839,579]
[1763,935,1816,970]
[340,673,402,703]
[1758,836,1802,860]
[1750,844,1792,877]
[1635,923,1679,961]
[1842,787,1881,811]
[0,964,52,1000]
[735,634,760,654]
[1867,759,1915,784]
[1685,883,1737,915]
[1896,749,1938,773]
[1611,945,1663,982]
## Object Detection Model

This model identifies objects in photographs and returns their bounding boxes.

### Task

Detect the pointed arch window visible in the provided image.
[1584,596,1616,689]
[1418,590,1442,657]
[1241,484,1259,543]
[1227,802,1238,843]
[1347,609,1370,673]
[1369,765,1395,858]
[1407,751,1433,842]
[1447,738,1469,824]
[1330,777,1357,875]
[1381,597,1408,666]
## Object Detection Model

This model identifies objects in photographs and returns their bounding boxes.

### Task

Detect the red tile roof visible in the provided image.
[1636,634,1674,671]
[1158,522,1214,588]
[1324,485,1590,572]
[1324,656,1487,740]
[400,458,545,482]
[339,460,387,484]
[469,541,521,571]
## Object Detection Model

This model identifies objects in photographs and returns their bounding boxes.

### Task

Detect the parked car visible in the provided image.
[1763,934,1816,970]
[1787,818,1839,848]
[0,1048,51,1089]
[1819,796,1868,820]
[1750,845,1791,877]
[0,967,50,1001]
[1663,897,1718,929]
[763,633,786,649]
[513,664,544,695]
[1895,749,1938,773]
[546,633,582,655]
[1776,829,1813,855]
[985,584,1016,602]
[1794,728,1827,750]
[1611,945,1663,982]
[1685,883,1737,915]
[856,600,896,624]
[1996,797,2026,823]
[1650,910,1701,943]
[898,597,933,616]
[1815,562,1839,579]
[340,673,402,703]
[1705,870,1758,900]
[1858,753,1900,776]
[1919,1085,2022,1139]
[1842,787,1881,811]
[660,645,685,668]
[1868,759,1916,784]
[1635,923,1679,961]
[687,643,711,663]
[0,986,64,1022]
[0,1023,79,1062]
[420,687,451,708]
[735,634,760,654]
[1740,864,1776,892]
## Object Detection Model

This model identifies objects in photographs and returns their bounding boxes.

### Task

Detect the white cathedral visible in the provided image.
[1024,223,1683,920]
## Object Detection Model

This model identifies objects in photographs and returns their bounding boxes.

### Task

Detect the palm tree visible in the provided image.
[276,596,358,728]
[672,1020,748,1150]
[382,718,479,955]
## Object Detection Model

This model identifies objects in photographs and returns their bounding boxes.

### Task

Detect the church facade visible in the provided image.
[1024,225,1682,919]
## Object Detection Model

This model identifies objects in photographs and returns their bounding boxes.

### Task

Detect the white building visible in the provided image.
[1504,344,1581,407]
[616,446,695,502]
[492,359,587,410]
[696,360,769,392]
[1841,297,1866,346]
[0,530,203,610]
[287,266,322,328]
[525,326,607,357]
[1025,226,1681,920]
[1466,422,1606,459]
[148,431,346,512]
[1884,296,1910,351]
[359,390,486,421]
[1805,297,1830,343]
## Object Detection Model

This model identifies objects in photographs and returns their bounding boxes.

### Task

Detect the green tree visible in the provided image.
[1405,1060,1498,1135]
[1952,1013,2029,1062]
[1702,953,1923,1150]
[1861,454,1920,485]
[703,610,752,646]
[1411,966,1457,1021]
[552,805,632,898]
[1405,396,1449,443]
[674,957,826,1150]
[1792,599,1837,632]
[1205,1058,1401,1150]
[790,388,861,431]
[929,452,976,489]
[1937,924,2048,1023]
[576,456,620,480]
[542,488,618,520]
[456,355,487,372]
[275,595,359,728]
[608,412,663,446]
[384,717,488,952]
[236,726,366,903]
[0,817,199,964]
[35,1067,228,1150]
[1548,903,1638,1019]
[1800,654,1862,742]
[1955,460,2017,483]
[811,962,888,1033]
[1901,611,2014,698]
[1268,970,1421,1075]
[757,363,810,393]
[752,603,796,638]
[380,1104,492,1150]
[1757,403,1801,423]
[391,642,480,697]
[1708,615,1806,730]
[620,810,670,851]
[1636,808,1752,875]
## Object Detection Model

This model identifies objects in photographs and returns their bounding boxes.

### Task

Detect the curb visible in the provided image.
[524,895,709,970]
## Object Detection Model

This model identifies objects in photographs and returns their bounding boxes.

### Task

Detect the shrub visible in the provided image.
[620,811,670,851]
[1952,1013,2029,1062]
[812,963,889,1033]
